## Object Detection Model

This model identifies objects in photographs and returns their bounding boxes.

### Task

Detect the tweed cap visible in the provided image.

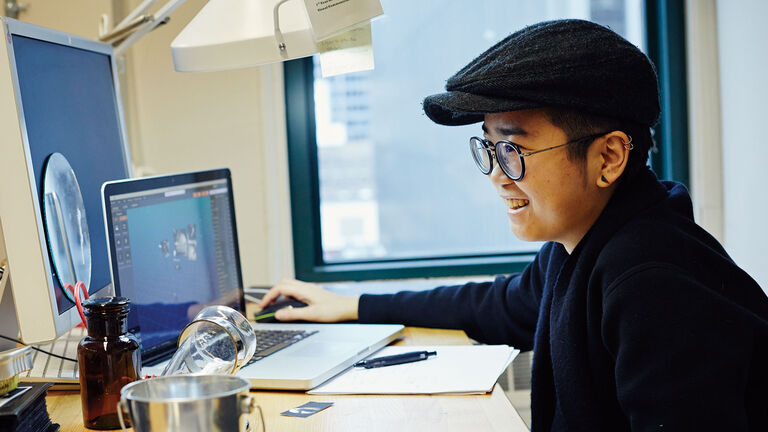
[423,19,660,127]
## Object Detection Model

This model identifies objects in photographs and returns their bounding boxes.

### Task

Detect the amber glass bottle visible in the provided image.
[78,297,140,430]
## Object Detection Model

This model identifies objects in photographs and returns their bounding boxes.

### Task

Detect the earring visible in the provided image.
[601,175,609,183]
[623,135,634,150]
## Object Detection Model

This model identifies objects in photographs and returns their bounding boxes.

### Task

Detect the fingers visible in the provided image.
[274,294,360,323]
[275,305,309,322]
[258,279,358,323]
[259,279,319,309]
[259,280,296,308]
[258,288,280,309]
[275,304,333,323]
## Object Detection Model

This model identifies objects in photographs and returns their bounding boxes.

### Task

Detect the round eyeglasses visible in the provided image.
[469,131,615,181]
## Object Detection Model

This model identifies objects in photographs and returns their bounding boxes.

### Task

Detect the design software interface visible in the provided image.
[107,179,240,357]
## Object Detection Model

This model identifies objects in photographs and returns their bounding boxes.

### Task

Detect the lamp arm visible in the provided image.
[113,0,161,33]
[100,15,153,44]
[105,0,187,56]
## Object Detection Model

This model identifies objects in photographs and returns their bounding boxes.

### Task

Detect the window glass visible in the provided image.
[313,0,646,263]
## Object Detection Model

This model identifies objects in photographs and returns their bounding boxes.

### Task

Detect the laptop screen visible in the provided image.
[103,169,244,361]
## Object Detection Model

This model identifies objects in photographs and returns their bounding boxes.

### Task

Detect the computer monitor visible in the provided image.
[0,18,132,345]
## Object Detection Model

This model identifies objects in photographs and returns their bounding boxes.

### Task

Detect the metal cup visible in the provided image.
[117,375,262,432]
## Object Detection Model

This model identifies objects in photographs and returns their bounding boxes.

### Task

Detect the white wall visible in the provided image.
[0,0,113,38]
[715,0,768,292]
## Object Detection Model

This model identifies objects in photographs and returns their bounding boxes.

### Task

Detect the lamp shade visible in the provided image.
[171,0,318,72]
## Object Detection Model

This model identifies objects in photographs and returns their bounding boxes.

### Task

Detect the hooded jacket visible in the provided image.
[358,168,768,431]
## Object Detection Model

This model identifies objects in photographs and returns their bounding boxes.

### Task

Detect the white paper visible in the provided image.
[308,345,519,395]
[318,25,374,78]
[303,0,383,41]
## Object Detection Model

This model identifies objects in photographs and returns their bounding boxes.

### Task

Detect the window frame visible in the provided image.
[646,0,690,186]
[284,0,688,282]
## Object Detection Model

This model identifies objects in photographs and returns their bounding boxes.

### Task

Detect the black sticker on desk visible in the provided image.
[280,401,334,418]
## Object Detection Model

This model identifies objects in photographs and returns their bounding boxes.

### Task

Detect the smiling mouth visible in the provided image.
[504,199,530,210]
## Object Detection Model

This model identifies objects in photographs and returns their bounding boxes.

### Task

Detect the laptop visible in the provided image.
[101,169,403,390]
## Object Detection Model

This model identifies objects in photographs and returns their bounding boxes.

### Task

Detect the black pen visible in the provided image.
[354,350,437,369]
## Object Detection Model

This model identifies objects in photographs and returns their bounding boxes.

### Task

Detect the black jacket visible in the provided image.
[359,168,768,431]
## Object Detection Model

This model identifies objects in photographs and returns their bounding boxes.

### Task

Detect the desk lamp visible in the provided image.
[100,0,382,72]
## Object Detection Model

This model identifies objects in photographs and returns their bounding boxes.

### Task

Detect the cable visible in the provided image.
[0,263,77,362]
[64,281,89,327]
[0,334,77,362]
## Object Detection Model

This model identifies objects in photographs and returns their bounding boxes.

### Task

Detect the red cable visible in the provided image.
[65,282,89,327]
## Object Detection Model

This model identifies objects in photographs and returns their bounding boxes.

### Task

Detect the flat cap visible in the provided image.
[423,19,660,127]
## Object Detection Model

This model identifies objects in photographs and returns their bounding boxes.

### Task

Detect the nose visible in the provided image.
[488,161,511,187]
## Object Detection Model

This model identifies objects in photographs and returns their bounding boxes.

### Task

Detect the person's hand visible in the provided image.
[259,278,359,322]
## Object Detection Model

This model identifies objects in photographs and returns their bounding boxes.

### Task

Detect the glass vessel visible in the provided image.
[78,297,140,430]
[161,305,256,377]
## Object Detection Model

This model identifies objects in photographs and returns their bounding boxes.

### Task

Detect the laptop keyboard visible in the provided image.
[249,329,318,363]
[19,327,317,386]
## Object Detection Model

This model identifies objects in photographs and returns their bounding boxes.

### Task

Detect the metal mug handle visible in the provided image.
[240,395,264,432]
[117,398,130,431]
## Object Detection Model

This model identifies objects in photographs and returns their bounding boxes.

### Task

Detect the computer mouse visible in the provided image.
[253,298,308,323]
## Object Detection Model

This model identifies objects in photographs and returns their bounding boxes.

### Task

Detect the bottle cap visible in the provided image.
[82,296,131,316]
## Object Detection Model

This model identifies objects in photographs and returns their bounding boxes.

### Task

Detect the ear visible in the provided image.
[595,131,631,188]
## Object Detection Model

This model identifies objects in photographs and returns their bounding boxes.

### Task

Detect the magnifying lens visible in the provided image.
[42,152,92,312]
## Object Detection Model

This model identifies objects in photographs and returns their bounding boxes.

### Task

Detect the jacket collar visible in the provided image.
[570,168,672,258]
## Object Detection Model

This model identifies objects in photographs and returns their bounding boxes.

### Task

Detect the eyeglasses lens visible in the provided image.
[469,138,492,174]
[495,142,522,179]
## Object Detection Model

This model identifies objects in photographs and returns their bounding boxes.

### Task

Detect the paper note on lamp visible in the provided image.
[171,0,318,72]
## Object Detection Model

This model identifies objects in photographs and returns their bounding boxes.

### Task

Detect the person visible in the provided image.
[260,19,768,430]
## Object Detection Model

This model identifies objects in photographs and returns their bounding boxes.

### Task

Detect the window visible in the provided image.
[285,0,688,282]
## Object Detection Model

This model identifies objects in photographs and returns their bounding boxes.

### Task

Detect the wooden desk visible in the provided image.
[46,327,528,432]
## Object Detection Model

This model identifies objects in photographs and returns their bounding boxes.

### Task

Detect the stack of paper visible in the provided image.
[308,345,518,395]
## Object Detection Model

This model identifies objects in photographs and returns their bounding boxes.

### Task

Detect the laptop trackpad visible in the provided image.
[289,342,358,358]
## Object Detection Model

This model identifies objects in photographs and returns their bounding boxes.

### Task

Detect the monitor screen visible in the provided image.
[104,173,242,359]
[11,34,129,314]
